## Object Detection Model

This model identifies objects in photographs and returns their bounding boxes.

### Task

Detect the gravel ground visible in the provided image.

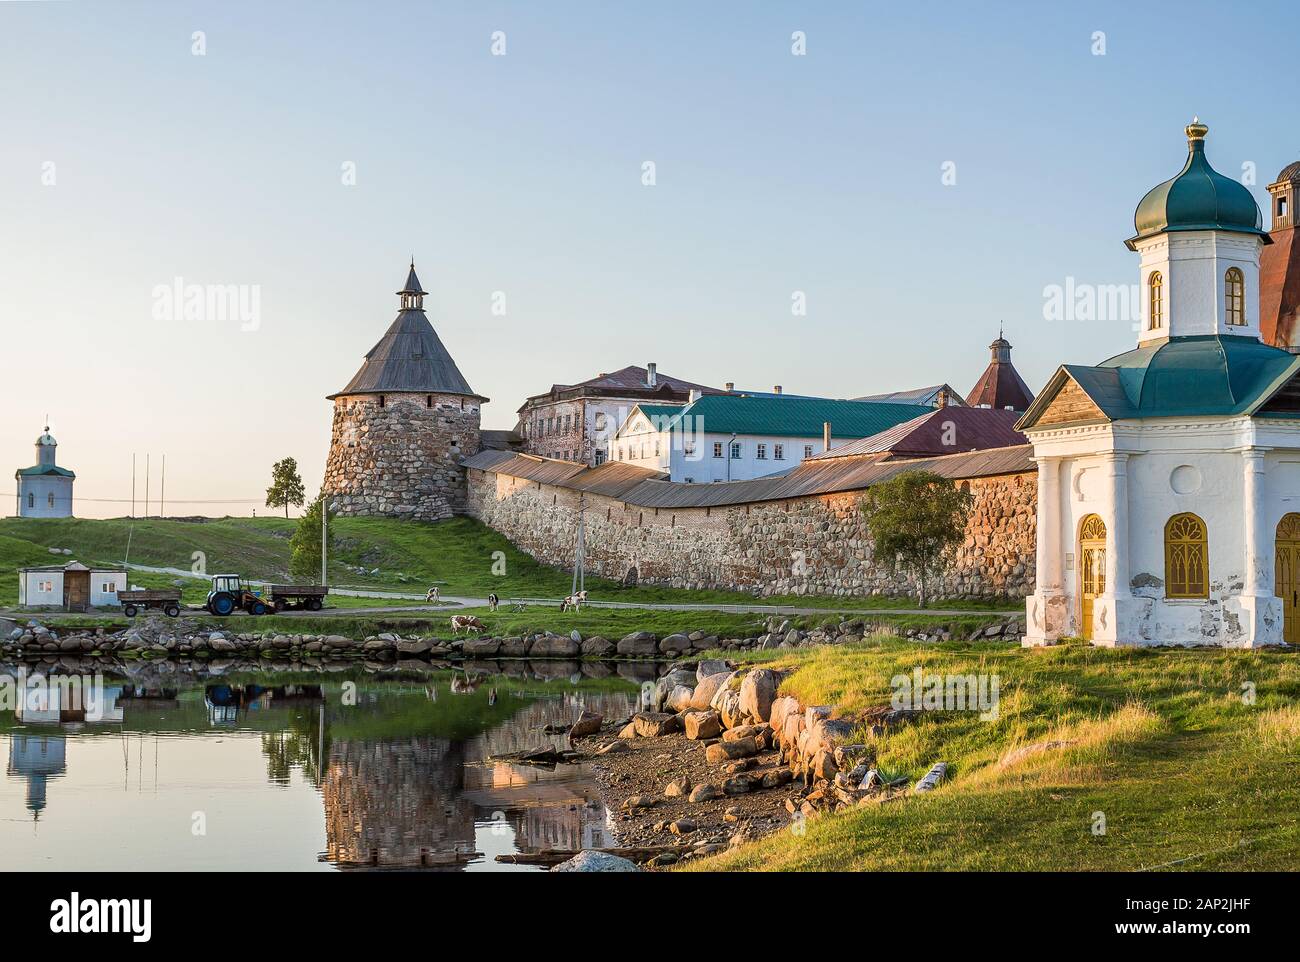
[583,723,801,864]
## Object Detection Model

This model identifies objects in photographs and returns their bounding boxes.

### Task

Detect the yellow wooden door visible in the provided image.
[1079,514,1107,641]
[1276,515,1300,645]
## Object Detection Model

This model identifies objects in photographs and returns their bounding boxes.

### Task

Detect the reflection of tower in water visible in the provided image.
[321,737,477,868]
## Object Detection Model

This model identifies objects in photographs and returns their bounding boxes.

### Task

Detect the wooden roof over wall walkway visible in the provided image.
[462,443,1034,510]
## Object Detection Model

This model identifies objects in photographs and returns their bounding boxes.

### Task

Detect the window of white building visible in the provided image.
[756,444,767,460]
[774,444,784,460]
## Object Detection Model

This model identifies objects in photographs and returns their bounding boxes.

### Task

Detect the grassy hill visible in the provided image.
[0,515,1018,611]
[686,638,1300,871]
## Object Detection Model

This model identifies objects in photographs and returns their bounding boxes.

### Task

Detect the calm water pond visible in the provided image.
[0,660,657,871]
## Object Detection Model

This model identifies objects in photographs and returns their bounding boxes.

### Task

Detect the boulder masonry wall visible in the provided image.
[466,466,1036,601]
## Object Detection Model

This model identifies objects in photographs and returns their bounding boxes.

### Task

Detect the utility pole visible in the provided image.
[572,492,587,595]
[321,498,329,586]
[144,454,150,518]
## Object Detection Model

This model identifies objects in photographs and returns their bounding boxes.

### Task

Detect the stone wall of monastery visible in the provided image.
[465,467,1036,601]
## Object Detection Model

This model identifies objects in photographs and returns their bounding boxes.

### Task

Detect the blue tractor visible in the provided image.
[205,574,270,616]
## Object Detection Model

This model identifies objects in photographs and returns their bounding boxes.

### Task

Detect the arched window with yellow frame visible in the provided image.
[1165,513,1208,599]
[1148,271,1164,330]
[1225,267,1245,326]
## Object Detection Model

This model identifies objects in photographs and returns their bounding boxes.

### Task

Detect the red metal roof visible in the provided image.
[810,406,1026,460]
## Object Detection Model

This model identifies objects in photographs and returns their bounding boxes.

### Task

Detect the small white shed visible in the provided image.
[17,562,127,611]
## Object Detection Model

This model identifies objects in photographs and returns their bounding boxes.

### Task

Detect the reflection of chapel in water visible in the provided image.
[7,735,66,818]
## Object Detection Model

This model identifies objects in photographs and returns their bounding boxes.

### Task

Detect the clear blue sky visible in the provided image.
[2,0,1295,517]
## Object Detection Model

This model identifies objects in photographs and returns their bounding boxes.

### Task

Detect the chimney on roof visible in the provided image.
[646,363,657,387]
[688,389,702,403]
[936,388,949,409]
[724,381,734,393]
[823,421,832,452]
[774,385,783,395]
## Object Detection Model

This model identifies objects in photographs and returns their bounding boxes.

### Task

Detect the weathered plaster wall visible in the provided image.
[466,467,1036,600]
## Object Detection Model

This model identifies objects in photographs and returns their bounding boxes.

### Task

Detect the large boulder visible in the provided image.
[690,672,729,711]
[738,669,781,724]
[463,637,501,656]
[683,710,723,740]
[580,636,614,657]
[710,687,746,730]
[652,669,697,712]
[705,737,758,763]
[632,712,681,738]
[688,783,722,803]
[569,710,603,738]
[550,851,640,873]
[617,631,659,657]
[498,636,529,657]
[666,685,695,714]
[529,635,581,658]
[658,633,691,654]
[799,717,857,761]
[696,659,730,681]
[769,696,801,738]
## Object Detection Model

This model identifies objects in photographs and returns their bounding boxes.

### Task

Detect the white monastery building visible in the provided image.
[610,393,931,482]
[15,426,75,518]
[1020,120,1300,648]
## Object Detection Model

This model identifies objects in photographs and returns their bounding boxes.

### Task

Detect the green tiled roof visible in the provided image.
[16,464,75,479]
[1020,335,1300,427]
[652,394,931,439]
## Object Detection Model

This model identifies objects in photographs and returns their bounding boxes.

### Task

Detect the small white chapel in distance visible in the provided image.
[1019,120,1300,648]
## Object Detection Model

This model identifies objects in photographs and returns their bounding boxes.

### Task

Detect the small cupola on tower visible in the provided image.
[1268,163,1299,231]
[36,427,57,467]
[965,328,1035,411]
[1261,162,1300,351]
[1127,119,1270,345]
[399,260,426,311]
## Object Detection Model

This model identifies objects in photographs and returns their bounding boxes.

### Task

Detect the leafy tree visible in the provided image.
[290,495,333,582]
[266,457,306,519]
[859,470,973,608]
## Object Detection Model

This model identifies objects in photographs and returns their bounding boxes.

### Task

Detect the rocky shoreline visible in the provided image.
[2,611,1023,665]
[561,653,944,870]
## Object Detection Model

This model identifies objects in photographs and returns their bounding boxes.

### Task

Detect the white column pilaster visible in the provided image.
[1033,457,1063,594]
[1103,452,1130,600]
[1242,448,1269,597]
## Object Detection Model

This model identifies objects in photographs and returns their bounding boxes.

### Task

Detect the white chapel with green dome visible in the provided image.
[15,425,75,519]
[1019,120,1300,648]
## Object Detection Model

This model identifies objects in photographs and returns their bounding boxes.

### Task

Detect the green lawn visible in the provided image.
[683,638,1300,871]
[0,515,1018,611]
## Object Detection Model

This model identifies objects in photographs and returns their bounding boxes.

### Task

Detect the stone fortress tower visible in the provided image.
[322,262,486,520]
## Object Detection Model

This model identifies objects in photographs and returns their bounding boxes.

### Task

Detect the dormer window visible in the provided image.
[1148,271,1163,330]
[1225,267,1245,326]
